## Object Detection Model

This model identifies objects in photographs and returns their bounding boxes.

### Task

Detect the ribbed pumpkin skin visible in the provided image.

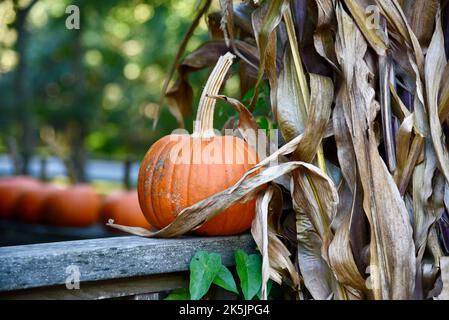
[0,176,40,219]
[138,134,259,236]
[44,185,101,227]
[15,185,59,224]
[101,190,151,229]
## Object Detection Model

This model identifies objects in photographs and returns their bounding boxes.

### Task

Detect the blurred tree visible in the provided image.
[9,0,38,174]
[0,0,242,180]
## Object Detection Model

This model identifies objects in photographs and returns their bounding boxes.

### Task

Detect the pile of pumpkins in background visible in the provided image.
[0,176,151,230]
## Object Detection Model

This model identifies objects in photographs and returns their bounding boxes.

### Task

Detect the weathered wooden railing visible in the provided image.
[0,234,255,300]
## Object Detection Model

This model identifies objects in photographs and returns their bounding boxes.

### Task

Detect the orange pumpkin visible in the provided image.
[101,190,151,229]
[138,53,259,236]
[0,176,40,219]
[44,185,101,227]
[15,185,59,224]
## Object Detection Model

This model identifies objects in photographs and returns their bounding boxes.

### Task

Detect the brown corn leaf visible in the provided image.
[412,142,438,261]
[314,25,339,72]
[427,222,444,264]
[291,162,338,241]
[425,13,449,185]
[333,95,357,190]
[276,49,307,142]
[379,55,396,172]
[414,170,446,280]
[436,257,449,300]
[290,0,333,78]
[218,0,262,73]
[393,114,413,178]
[439,63,449,121]
[291,164,344,300]
[251,185,300,298]
[328,101,368,295]
[208,12,225,40]
[165,79,193,129]
[283,6,311,118]
[296,209,341,299]
[335,5,416,299]
[229,74,333,190]
[251,0,283,112]
[251,0,288,90]
[253,188,271,300]
[375,0,424,73]
[390,84,411,121]
[328,180,367,294]
[314,0,339,71]
[295,73,334,162]
[229,132,304,192]
[403,0,440,48]
[342,0,388,55]
[394,122,425,196]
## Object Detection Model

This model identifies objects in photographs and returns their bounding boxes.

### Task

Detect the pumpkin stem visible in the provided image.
[193,52,235,138]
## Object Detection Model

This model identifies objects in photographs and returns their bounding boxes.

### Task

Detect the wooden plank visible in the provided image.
[130,293,160,300]
[0,272,187,300]
[0,234,255,292]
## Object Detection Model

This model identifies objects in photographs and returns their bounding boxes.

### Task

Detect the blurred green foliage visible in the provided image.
[0,0,244,161]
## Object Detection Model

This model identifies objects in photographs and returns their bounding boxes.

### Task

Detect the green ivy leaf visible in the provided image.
[189,251,222,300]
[164,288,190,300]
[213,265,239,294]
[235,250,262,300]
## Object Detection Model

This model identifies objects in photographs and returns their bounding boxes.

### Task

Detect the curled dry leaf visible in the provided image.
[313,0,339,71]
[252,189,270,300]
[291,163,337,243]
[291,162,343,299]
[251,185,300,300]
[296,212,337,300]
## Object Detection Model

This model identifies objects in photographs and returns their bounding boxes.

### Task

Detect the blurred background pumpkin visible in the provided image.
[101,190,151,229]
[0,176,40,219]
[43,184,102,227]
[14,184,60,224]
